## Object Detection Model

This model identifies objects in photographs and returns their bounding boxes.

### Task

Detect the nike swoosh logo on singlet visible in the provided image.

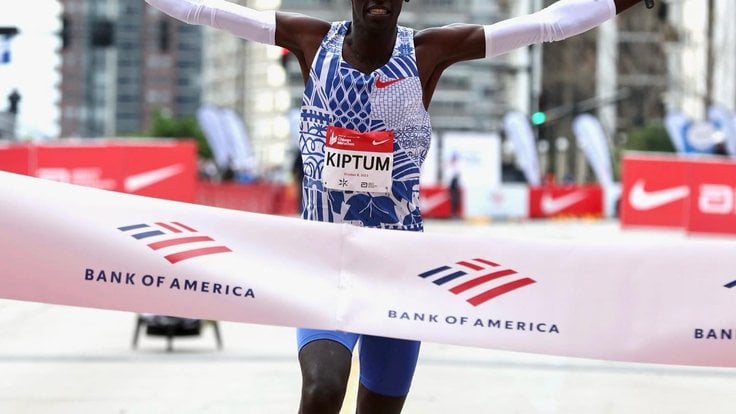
[375,78,405,89]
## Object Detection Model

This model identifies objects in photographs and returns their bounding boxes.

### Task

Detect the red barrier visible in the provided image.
[419,186,460,219]
[0,143,30,174]
[621,153,736,236]
[687,160,736,235]
[620,154,690,229]
[0,139,197,203]
[528,185,603,218]
[196,181,297,216]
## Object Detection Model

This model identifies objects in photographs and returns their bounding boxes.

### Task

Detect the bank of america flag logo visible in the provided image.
[418,258,536,306]
[118,222,232,264]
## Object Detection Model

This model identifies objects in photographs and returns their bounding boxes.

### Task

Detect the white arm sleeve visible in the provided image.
[145,0,276,45]
[484,0,616,58]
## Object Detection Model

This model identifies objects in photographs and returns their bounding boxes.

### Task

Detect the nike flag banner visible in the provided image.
[2,171,736,367]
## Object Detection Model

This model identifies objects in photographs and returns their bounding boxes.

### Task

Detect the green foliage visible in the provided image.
[622,123,675,153]
[146,110,212,159]
[611,123,675,180]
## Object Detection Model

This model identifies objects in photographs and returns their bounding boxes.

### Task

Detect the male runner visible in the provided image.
[144,0,647,412]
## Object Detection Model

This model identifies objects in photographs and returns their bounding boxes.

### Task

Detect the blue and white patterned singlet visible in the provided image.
[299,21,432,231]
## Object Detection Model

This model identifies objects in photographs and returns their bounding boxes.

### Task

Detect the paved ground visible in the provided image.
[1,219,735,413]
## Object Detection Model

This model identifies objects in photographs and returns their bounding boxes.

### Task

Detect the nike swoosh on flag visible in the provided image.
[418,258,536,306]
[118,222,232,264]
[124,164,185,192]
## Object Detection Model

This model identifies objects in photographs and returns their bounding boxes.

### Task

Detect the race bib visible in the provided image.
[323,126,394,193]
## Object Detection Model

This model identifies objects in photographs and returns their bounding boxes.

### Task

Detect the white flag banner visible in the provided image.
[664,111,690,154]
[196,105,231,169]
[708,104,736,157]
[2,171,736,367]
[572,114,614,187]
[503,111,541,186]
[221,108,256,172]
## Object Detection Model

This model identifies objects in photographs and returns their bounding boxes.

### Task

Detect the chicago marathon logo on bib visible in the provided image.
[323,126,394,193]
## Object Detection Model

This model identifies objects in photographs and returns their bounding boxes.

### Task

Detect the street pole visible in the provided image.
[705,0,714,110]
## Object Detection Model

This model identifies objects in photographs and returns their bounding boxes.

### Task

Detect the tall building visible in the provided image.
[664,0,736,118]
[201,0,291,171]
[59,0,202,138]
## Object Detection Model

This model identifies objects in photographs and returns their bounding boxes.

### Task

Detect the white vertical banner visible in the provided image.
[572,113,614,187]
[221,108,256,172]
[289,108,301,148]
[441,132,501,217]
[707,104,736,157]
[664,111,690,154]
[196,105,231,169]
[419,132,440,186]
[503,111,541,186]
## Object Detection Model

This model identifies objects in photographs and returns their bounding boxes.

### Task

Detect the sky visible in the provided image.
[0,1,61,139]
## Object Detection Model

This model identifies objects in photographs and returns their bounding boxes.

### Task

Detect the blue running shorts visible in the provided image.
[297,328,421,397]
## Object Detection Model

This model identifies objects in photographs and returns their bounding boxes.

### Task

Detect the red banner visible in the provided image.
[687,160,736,235]
[121,142,197,202]
[620,155,691,229]
[0,140,197,202]
[528,185,603,218]
[419,186,462,219]
[620,153,736,236]
[0,143,30,174]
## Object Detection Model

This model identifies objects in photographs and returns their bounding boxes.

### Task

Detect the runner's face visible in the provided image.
[351,0,404,32]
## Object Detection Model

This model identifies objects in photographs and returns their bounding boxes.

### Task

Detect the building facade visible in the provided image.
[59,0,202,138]
[664,0,736,118]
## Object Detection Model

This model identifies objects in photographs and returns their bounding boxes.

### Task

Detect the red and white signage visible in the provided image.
[529,185,603,218]
[687,160,736,235]
[620,155,691,229]
[419,186,456,218]
[620,153,736,236]
[0,139,196,202]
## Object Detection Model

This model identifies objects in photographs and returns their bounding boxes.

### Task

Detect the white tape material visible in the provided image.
[1,171,736,367]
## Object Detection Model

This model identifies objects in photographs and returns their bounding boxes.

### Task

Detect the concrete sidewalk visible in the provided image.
[1,219,735,413]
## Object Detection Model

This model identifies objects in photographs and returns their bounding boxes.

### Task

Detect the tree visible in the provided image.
[622,123,674,153]
[611,123,674,179]
[146,110,212,159]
